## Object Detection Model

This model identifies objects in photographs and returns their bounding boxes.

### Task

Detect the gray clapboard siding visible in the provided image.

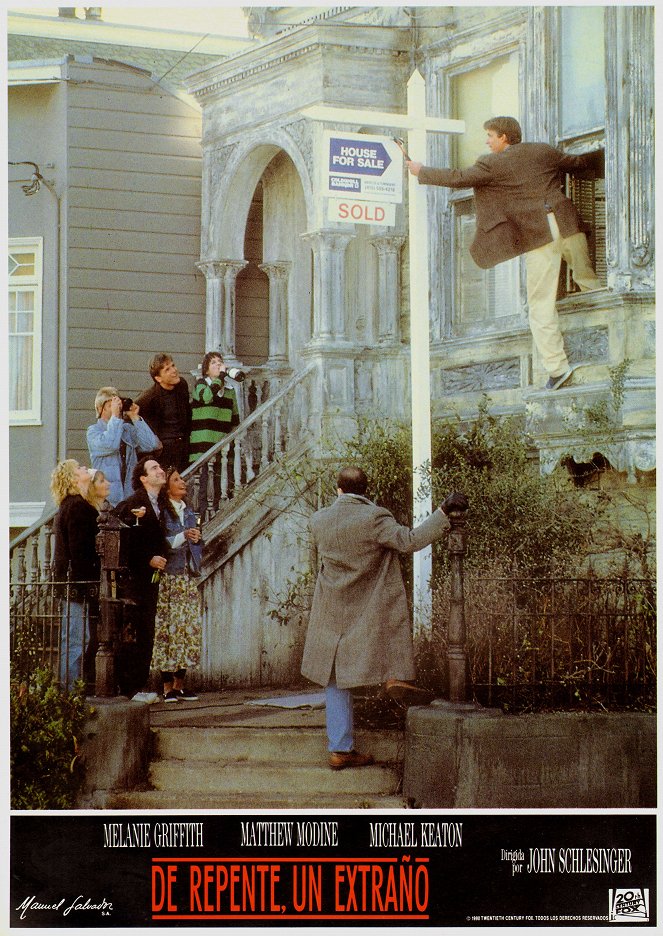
[68,309,205,333]
[69,207,200,235]
[69,288,203,314]
[67,167,202,196]
[68,247,201,276]
[70,149,200,175]
[70,107,201,139]
[68,126,201,158]
[65,60,205,465]
[71,85,203,118]
[68,188,201,215]
[68,229,202,254]
[70,269,202,293]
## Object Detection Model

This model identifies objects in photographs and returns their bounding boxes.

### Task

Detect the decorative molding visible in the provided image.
[539,437,656,481]
[285,118,315,184]
[192,44,320,98]
[565,327,610,365]
[435,358,521,394]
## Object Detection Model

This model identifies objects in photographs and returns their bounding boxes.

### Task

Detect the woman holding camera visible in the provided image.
[86,386,161,507]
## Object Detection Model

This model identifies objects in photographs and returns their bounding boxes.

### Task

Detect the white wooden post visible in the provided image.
[302,76,464,636]
[406,70,433,638]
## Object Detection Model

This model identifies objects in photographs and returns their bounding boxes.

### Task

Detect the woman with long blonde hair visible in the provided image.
[51,459,100,690]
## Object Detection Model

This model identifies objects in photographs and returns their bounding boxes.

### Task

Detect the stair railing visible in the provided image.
[181,363,319,524]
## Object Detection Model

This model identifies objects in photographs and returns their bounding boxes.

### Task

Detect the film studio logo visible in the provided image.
[608,888,649,923]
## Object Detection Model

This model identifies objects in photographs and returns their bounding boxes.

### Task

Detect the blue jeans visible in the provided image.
[59,600,88,691]
[325,678,354,752]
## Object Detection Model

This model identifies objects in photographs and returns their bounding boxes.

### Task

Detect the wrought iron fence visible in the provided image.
[10,576,98,689]
[433,575,656,710]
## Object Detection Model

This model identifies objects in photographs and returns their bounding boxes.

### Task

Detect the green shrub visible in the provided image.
[343,401,595,577]
[11,668,92,809]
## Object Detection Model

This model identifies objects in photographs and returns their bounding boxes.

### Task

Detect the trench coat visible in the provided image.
[300,494,450,690]
[418,143,603,269]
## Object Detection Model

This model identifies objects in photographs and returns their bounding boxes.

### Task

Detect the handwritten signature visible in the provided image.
[16,895,113,920]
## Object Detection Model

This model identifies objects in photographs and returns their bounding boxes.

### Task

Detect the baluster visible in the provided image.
[260,410,270,470]
[44,520,54,578]
[273,403,283,457]
[191,471,200,520]
[30,533,39,583]
[233,432,243,491]
[220,446,229,501]
[245,444,256,483]
[207,452,218,516]
[16,541,27,586]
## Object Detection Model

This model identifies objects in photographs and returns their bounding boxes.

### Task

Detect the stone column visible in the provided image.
[196,259,247,359]
[605,6,654,290]
[258,261,291,364]
[301,230,354,343]
[369,235,405,344]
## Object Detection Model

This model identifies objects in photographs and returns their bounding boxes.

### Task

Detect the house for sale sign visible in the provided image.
[323,130,403,203]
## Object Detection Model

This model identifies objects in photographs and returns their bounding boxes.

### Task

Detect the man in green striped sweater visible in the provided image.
[189,352,240,514]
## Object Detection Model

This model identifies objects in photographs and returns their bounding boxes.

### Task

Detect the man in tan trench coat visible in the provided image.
[301,466,463,770]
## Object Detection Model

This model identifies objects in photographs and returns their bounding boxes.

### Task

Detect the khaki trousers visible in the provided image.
[525,213,601,377]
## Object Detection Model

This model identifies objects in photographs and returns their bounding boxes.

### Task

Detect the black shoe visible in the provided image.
[176,689,199,701]
[544,367,573,391]
[163,690,180,703]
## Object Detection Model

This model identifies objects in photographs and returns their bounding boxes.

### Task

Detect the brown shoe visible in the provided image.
[384,679,433,706]
[329,750,375,770]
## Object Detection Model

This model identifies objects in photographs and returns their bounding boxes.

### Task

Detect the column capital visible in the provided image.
[301,230,354,252]
[368,235,406,256]
[196,259,248,280]
[258,260,292,281]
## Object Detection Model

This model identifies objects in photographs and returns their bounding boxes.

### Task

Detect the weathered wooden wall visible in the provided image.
[64,60,206,459]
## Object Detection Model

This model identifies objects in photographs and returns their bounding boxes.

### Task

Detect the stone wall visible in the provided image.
[404,706,656,809]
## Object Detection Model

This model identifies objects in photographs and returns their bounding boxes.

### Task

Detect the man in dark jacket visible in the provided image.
[407,116,603,390]
[137,353,191,472]
[115,456,168,699]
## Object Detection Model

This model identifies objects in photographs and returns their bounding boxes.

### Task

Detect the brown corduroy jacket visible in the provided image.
[419,142,602,269]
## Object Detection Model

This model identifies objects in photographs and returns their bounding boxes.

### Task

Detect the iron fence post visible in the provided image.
[447,500,469,703]
[95,507,131,697]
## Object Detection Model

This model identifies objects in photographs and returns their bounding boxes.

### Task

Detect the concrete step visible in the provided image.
[152,726,403,764]
[148,759,401,796]
[107,791,407,810]
[105,695,407,811]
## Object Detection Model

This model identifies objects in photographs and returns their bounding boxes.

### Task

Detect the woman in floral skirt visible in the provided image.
[152,467,203,702]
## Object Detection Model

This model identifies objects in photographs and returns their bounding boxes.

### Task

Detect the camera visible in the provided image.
[120,397,134,412]
[225,368,246,382]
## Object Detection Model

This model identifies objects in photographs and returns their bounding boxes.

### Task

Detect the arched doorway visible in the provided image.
[235,182,269,365]
[233,150,311,368]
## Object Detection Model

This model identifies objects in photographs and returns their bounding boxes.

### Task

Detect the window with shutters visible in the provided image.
[9,237,42,425]
[557,6,607,296]
[561,175,607,294]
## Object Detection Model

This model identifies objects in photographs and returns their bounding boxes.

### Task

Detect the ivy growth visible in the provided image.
[11,668,93,809]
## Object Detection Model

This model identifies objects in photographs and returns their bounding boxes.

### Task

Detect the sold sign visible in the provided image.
[326,198,396,226]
